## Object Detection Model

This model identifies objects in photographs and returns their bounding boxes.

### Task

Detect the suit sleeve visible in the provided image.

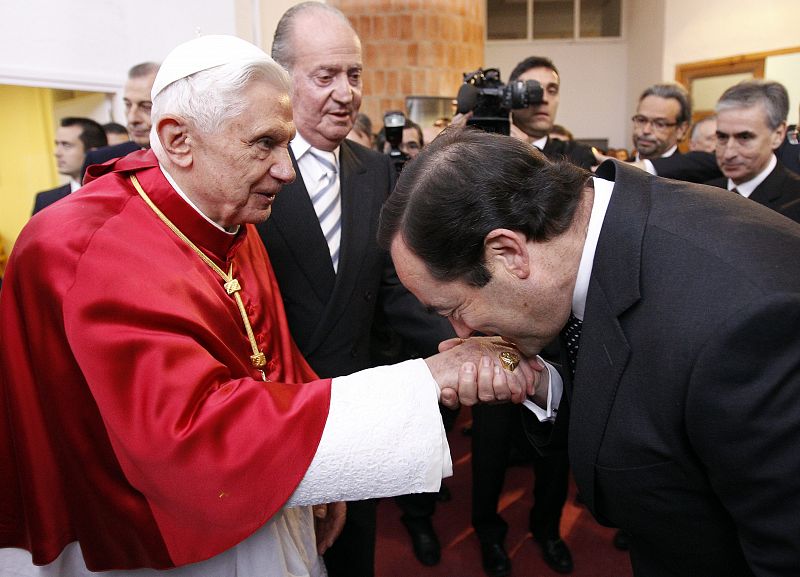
[650,151,722,183]
[686,293,800,575]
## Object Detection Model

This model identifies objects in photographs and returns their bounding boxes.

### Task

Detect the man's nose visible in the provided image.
[127,104,140,124]
[272,148,296,184]
[449,318,473,339]
[331,76,353,102]
[720,139,738,159]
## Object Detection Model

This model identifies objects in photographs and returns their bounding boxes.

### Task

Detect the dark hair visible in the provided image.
[128,62,159,79]
[60,117,107,150]
[378,126,589,287]
[550,124,573,140]
[405,118,424,147]
[102,122,128,136]
[716,80,789,130]
[353,112,373,137]
[272,2,353,70]
[509,56,559,83]
[639,82,691,124]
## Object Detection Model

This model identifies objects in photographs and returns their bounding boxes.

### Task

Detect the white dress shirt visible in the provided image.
[726,154,776,198]
[524,176,615,422]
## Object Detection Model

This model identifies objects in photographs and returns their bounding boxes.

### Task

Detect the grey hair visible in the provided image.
[149,58,291,157]
[715,80,789,131]
[272,1,354,71]
[690,115,715,141]
[639,82,691,124]
[128,62,160,79]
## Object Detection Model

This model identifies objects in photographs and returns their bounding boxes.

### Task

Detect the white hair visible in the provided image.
[150,59,291,159]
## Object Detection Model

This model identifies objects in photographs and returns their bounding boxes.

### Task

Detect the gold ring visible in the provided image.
[498,351,520,372]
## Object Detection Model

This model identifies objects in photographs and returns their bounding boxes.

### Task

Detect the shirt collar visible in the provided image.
[158,163,238,235]
[726,154,777,198]
[635,144,677,162]
[531,135,548,150]
[572,176,614,320]
[291,132,340,164]
[69,179,81,193]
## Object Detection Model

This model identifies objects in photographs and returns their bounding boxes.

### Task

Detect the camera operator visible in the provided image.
[470,55,586,577]
[508,56,596,170]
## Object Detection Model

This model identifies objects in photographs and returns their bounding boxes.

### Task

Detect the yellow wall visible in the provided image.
[0,85,58,265]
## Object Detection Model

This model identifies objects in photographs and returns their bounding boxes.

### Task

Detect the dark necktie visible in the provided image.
[562,313,583,377]
[731,187,741,195]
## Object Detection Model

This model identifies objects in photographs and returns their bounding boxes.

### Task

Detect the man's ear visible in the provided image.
[484,228,531,279]
[676,121,690,143]
[156,116,192,168]
[770,122,787,150]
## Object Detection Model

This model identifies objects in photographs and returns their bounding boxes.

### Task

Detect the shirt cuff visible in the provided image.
[522,359,563,422]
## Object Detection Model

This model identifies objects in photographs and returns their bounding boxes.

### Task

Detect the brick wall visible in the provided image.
[329,0,485,131]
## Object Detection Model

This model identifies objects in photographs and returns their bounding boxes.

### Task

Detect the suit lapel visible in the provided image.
[313,141,374,334]
[749,162,784,207]
[267,150,336,302]
[568,161,648,512]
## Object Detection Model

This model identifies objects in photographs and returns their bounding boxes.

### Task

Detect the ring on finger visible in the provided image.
[498,350,520,372]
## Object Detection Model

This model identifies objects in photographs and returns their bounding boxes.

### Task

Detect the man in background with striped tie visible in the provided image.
[257,3,455,575]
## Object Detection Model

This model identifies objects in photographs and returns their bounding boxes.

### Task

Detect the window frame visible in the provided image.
[486,0,625,43]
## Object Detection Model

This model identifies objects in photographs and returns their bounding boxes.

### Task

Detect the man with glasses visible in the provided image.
[631,83,690,161]
[705,80,800,223]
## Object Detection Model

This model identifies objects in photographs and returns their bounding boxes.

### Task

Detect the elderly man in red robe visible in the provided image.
[0,36,541,577]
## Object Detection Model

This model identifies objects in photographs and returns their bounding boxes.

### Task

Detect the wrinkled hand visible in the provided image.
[425,336,544,408]
[313,502,346,554]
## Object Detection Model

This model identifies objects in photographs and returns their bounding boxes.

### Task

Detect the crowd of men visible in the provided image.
[2,2,799,577]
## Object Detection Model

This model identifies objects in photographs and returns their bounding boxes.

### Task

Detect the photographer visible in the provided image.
[470,55,588,577]
[377,112,425,173]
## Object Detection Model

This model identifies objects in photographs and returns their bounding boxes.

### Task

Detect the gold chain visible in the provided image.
[130,174,268,379]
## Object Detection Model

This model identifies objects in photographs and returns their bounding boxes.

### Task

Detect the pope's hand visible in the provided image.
[313,502,346,554]
[425,336,544,409]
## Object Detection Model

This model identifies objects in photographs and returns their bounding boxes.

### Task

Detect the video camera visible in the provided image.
[456,68,544,135]
[383,110,409,175]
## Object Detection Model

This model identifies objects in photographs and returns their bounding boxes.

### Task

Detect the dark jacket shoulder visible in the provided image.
[32,183,71,215]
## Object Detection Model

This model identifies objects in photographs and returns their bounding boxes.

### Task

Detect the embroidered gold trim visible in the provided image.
[130,174,268,380]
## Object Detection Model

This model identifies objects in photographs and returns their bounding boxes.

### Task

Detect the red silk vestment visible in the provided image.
[0,150,331,570]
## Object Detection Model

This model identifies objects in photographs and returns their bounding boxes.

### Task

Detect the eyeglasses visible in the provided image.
[631,115,679,131]
[789,126,799,146]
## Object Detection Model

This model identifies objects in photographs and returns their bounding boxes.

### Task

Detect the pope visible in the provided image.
[0,36,542,577]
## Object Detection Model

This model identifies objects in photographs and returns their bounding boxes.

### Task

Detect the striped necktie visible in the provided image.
[308,149,342,272]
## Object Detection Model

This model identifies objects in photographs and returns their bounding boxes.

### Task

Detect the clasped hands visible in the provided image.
[425,336,546,409]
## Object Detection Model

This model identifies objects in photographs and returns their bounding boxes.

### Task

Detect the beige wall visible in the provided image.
[663,0,797,81]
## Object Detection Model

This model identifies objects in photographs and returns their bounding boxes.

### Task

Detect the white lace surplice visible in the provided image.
[1,359,451,577]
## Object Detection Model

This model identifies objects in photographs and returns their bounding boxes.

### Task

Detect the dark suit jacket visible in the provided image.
[527,161,800,576]
[705,161,800,223]
[32,183,71,215]
[649,149,721,183]
[652,136,800,183]
[542,137,596,169]
[257,139,452,379]
[776,126,800,175]
[81,141,141,183]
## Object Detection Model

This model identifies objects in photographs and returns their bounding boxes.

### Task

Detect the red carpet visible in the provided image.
[375,407,634,577]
